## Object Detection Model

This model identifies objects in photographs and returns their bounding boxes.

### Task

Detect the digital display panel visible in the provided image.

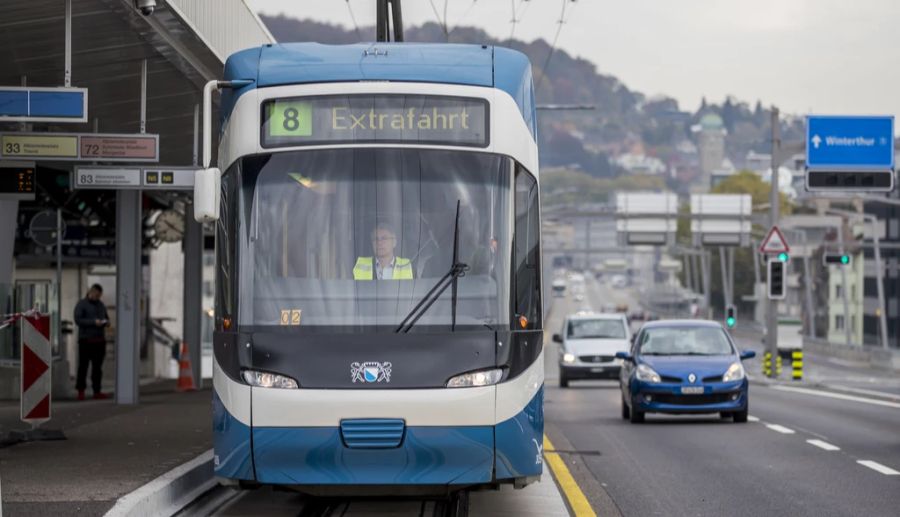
[261,94,489,148]
[0,166,35,195]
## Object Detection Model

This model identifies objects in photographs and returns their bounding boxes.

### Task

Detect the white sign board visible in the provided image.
[690,194,752,246]
[73,166,197,190]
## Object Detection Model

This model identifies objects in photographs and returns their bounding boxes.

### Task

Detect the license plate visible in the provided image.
[590,367,605,373]
[680,386,704,394]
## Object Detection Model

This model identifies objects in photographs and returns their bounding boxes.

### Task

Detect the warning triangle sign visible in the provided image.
[759,226,790,254]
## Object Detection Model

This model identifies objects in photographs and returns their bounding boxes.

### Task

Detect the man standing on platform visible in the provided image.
[73,284,110,400]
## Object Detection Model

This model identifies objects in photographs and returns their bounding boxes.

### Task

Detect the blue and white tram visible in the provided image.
[196,42,544,494]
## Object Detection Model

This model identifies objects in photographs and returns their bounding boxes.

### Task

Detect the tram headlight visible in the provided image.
[446,368,503,388]
[241,370,299,389]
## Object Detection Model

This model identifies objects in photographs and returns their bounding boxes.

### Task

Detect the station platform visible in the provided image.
[0,381,574,516]
[0,381,212,516]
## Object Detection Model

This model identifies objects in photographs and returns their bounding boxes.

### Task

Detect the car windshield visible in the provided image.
[638,327,734,356]
[238,148,512,331]
[567,319,626,339]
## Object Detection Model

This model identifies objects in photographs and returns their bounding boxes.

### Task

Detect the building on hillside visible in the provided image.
[691,113,727,190]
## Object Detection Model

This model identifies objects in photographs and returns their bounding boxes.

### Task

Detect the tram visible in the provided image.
[194,40,543,495]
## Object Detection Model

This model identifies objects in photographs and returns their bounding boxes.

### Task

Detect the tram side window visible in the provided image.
[215,168,235,328]
[513,165,541,330]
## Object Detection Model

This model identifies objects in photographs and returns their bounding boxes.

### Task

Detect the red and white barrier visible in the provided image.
[21,314,51,425]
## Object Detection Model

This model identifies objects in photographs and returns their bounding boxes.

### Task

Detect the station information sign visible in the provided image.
[73,166,197,190]
[261,94,489,148]
[0,161,36,200]
[0,133,159,162]
[0,87,88,123]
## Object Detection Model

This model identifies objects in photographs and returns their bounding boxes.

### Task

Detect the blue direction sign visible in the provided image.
[806,116,894,170]
[0,87,87,123]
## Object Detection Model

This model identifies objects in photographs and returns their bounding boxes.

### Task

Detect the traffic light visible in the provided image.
[777,252,790,263]
[767,258,786,300]
[823,253,851,266]
[725,305,737,328]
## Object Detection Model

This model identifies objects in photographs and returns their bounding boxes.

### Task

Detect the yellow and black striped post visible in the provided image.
[763,351,772,377]
[791,350,803,381]
[775,355,783,376]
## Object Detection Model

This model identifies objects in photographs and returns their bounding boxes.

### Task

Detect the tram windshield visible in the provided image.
[237,148,514,331]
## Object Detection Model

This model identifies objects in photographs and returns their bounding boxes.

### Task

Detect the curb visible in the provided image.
[104,449,215,517]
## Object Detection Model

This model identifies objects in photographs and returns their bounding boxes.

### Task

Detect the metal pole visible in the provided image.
[64,0,72,87]
[766,108,780,375]
[56,209,64,363]
[869,216,889,350]
[837,220,852,346]
[684,255,694,293]
[719,247,730,310]
[800,231,815,339]
[192,104,200,167]
[183,207,203,389]
[584,218,591,270]
[728,247,735,307]
[184,104,204,388]
[139,59,147,134]
[701,251,712,319]
[115,190,141,404]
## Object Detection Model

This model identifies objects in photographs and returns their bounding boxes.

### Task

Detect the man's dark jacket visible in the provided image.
[74,298,108,342]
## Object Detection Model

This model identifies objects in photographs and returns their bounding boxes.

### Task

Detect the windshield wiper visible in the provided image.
[396,200,469,333]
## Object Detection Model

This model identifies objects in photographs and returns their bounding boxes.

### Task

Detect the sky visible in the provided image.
[246,0,900,121]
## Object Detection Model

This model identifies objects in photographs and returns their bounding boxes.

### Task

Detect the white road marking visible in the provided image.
[747,415,760,422]
[770,385,900,409]
[806,439,840,451]
[766,424,795,434]
[857,460,900,476]
[820,385,900,403]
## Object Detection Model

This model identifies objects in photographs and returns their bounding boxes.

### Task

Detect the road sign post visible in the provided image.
[20,314,51,426]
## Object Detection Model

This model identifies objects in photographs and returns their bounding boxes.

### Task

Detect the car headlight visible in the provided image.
[635,364,661,383]
[563,353,576,363]
[723,362,745,382]
[242,369,299,389]
[447,368,503,388]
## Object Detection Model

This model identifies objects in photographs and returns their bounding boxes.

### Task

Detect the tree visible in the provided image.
[711,170,791,215]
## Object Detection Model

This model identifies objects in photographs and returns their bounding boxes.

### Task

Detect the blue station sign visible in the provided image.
[0,87,88,123]
[806,116,894,170]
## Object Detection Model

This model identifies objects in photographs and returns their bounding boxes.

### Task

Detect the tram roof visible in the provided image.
[222,43,536,137]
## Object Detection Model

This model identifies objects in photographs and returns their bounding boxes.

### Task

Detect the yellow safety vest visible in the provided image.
[353,257,413,280]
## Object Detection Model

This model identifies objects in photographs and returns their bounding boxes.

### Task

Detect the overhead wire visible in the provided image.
[344,0,362,41]
[510,0,531,40]
[536,0,575,92]
[448,0,479,38]
[428,0,449,40]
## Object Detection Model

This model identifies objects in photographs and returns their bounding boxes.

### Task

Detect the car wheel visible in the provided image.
[559,376,569,388]
[621,396,631,420]
[733,409,748,423]
[629,407,645,424]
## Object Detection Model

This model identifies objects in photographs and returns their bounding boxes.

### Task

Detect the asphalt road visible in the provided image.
[544,273,900,517]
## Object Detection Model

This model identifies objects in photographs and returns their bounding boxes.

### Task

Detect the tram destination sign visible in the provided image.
[0,132,159,162]
[261,94,489,148]
[73,166,197,190]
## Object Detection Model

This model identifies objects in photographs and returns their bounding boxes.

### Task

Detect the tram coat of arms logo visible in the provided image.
[351,361,392,383]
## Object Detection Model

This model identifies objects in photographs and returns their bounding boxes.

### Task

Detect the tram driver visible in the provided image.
[353,222,414,280]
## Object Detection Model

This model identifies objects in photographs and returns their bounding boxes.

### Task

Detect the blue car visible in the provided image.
[616,320,755,424]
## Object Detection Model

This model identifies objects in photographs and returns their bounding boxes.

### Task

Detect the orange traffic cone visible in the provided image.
[176,342,197,392]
